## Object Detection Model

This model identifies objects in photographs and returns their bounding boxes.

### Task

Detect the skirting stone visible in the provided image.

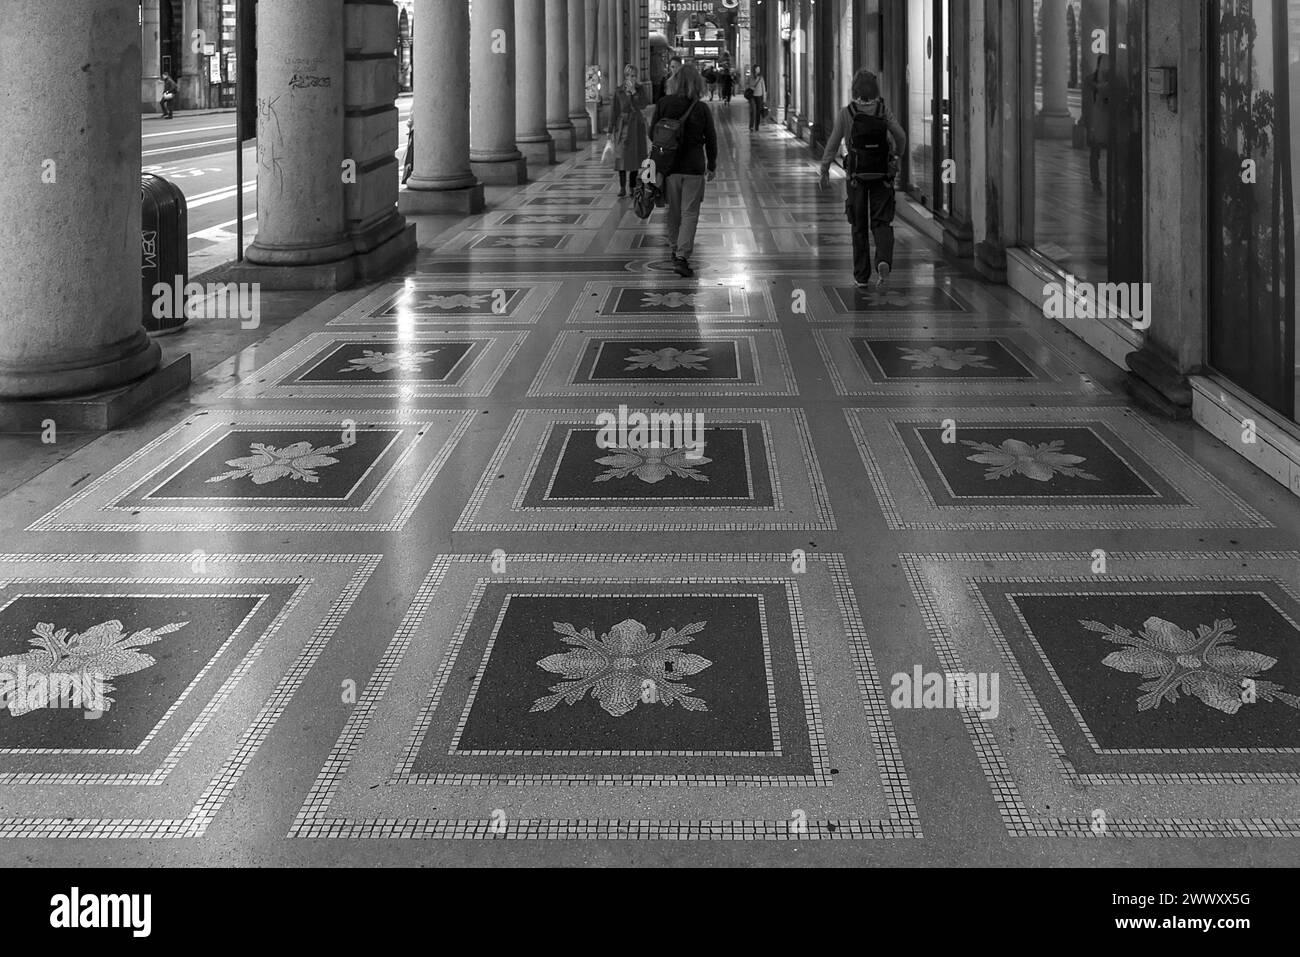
[471,158,528,185]
[399,182,486,215]
[217,223,417,290]
[0,351,191,432]
[354,222,417,283]
[548,125,578,152]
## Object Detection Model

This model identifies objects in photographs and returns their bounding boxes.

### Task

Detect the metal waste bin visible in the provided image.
[141,174,189,335]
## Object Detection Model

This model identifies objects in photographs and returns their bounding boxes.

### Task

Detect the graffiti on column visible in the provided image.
[256,94,286,196]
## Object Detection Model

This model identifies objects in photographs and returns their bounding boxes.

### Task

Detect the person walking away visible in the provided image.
[704,63,718,101]
[748,67,768,131]
[160,73,178,119]
[817,69,906,288]
[1083,53,1110,194]
[649,65,717,278]
[607,64,651,198]
[402,117,415,185]
[718,62,733,101]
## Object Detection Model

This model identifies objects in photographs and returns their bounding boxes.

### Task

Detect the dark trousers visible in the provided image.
[749,95,765,129]
[846,179,896,284]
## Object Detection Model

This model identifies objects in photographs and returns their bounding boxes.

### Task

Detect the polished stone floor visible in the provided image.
[3,101,1299,866]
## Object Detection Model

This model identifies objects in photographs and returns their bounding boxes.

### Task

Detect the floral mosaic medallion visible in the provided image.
[143,428,403,502]
[522,425,766,506]
[0,593,265,750]
[294,342,475,383]
[525,196,597,206]
[910,426,1158,500]
[1004,589,1300,751]
[583,339,744,382]
[469,235,565,249]
[530,619,713,717]
[828,285,969,314]
[899,346,994,371]
[501,214,583,225]
[598,286,740,317]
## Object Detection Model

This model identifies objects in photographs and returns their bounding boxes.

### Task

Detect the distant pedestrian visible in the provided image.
[747,67,768,131]
[607,64,650,198]
[650,64,717,278]
[704,64,718,100]
[719,63,734,101]
[402,117,415,184]
[817,69,907,288]
[160,73,178,119]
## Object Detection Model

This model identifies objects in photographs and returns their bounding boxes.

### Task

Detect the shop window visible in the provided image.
[1208,0,1300,423]
[1022,0,1143,288]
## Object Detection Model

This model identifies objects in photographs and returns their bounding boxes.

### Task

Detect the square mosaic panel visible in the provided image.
[290,553,918,840]
[454,408,834,532]
[617,209,751,229]
[902,551,1300,837]
[846,407,1270,530]
[819,284,974,317]
[568,280,774,325]
[814,330,1111,397]
[28,410,474,532]
[608,230,754,253]
[328,281,561,326]
[528,330,797,397]
[0,552,377,839]
[221,331,528,399]
[478,211,600,228]
[437,231,597,253]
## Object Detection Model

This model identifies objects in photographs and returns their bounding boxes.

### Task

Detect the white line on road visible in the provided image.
[142,124,235,139]
[143,138,237,157]
[185,181,258,210]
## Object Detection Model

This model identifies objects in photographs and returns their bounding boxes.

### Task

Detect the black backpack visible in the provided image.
[845,101,891,183]
[649,99,699,177]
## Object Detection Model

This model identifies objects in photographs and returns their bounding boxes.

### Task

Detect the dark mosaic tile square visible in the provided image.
[828,286,970,313]
[904,425,1172,503]
[381,287,527,317]
[526,196,598,207]
[501,214,584,226]
[1007,590,1300,752]
[581,339,747,383]
[468,234,567,250]
[400,578,828,788]
[0,594,264,750]
[293,342,476,383]
[543,184,605,192]
[853,338,1038,381]
[606,287,737,315]
[521,424,772,507]
[142,428,402,502]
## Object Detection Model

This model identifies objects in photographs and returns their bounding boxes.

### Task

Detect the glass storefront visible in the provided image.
[1208,0,1300,424]
[905,0,951,213]
[1022,0,1143,287]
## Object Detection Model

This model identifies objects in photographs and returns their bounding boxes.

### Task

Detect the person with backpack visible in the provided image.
[747,67,768,132]
[817,69,907,288]
[160,73,178,119]
[649,65,717,278]
[704,63,718,101]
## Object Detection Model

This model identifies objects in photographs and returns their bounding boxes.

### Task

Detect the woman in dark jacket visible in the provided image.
[607,64,651,197]
[650,65,717,278]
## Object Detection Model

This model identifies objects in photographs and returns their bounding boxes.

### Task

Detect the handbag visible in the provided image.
[600,137,614,166]
[632,179,660,220]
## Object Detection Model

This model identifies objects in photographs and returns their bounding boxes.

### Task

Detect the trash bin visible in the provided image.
[141,174,188,335]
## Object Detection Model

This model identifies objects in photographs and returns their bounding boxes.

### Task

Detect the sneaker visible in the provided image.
[672,257,694,278]
[855,280,872,289]
[874,262,891,286]
[618,188,627,198]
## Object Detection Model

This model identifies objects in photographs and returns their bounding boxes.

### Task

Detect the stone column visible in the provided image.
[179,0,206,109]
[141,0,162,112]
[471,0,528,184]
[0,0,162,400]
[597,0,612,97]
[245,0,354,268]
[517,0,557,165]
[1036,0,1073,137]
[401,0,484,212]
[568,0,593,140]
[547,0,577,151]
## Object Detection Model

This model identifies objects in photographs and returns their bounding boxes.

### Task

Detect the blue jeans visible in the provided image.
[665,173,707,261]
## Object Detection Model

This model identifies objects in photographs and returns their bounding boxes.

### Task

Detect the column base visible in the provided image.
[939,213,975,259]
[0,349,190,433]
[548,124,578,152]
[518,139,557,166]
[219,224,417,291]
[974,241,1008,283]
[399,182,486,214]
[471,158,528,185]
[1034,111,1074,139]
[1125,346,1194,420]
[569,112,593,141]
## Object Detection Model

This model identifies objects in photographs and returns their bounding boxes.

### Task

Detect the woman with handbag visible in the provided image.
[606,64,650,198]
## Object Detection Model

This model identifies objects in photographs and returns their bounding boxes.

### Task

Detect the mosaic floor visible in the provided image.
[3,101,1299,866]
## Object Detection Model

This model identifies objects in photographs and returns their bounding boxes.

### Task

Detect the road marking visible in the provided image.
[185,181,258,210]
[142,124,235,140]
[189,212,257,242]
[143,138,237,157]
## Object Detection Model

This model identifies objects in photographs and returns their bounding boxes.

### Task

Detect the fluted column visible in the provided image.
[547,0,577,151]
[516,0,557,165]
[141,0,162,112]
[1036,0,1073,137]
[401,0,484,212]
[0,0,162,399]
[471,0,528,184]
[568,0,592,139]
